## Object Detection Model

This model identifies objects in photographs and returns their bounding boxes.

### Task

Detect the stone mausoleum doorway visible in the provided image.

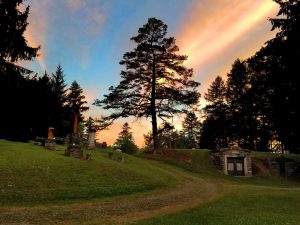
[227,157,245,176]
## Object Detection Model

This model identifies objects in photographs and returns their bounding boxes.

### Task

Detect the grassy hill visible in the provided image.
[131,150,300,225]
[0,139,176,205]
[1,140,299,225]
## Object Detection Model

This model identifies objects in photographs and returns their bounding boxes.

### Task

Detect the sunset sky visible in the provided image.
[24,0,279,147]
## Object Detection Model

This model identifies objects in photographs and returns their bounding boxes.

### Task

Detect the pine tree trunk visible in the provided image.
[151,53,159,151]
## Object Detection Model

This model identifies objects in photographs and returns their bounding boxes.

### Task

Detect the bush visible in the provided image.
[119,139,139,154]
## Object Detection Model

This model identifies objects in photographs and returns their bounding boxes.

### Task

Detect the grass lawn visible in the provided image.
[0,139,176,205]
[1,140,299,225]
[131,150,300,225]
[131,186,300,225]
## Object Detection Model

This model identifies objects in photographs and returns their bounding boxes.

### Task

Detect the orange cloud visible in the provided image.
[177,0,278,66]
[176,0,278,108]
[177,0,278,75]
[23,1,52,71]
[96,118,151,147]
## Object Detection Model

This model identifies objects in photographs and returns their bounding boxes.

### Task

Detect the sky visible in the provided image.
[23,0,279,147]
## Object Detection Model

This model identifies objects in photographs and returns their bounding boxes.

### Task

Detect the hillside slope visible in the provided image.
[0,140,175,205]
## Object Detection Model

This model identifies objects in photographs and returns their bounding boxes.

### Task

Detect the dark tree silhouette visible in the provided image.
[226,59,257,148]
[95,17,200,151]
[240,0,300,152]
[51,64,68,136]
[201,0,300,153]
[182,111,201,148]
[201,76,228,149]
[31,72,53,137]
[115,122,138,154]
[260,0,300,152]
[0,0,39,72]
[66,81,89,132]
[0,0,39,140]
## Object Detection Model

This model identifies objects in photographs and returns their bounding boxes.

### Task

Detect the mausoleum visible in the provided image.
[218,146,252,176]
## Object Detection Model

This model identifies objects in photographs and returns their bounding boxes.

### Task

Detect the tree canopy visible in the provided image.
[200,0,300,153]
[95,17,200,150]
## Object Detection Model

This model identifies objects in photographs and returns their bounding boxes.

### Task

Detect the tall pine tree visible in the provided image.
[0,0,39,71]
[95,18,200,151]
[51,64,68,136]
[182,111,201,148]
[66,81,89,133]
[201,76,228,149]
[0,0,39,140]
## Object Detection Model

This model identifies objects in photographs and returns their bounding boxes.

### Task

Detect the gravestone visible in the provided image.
[65,134,83,158]
[45,127,56,150]
[87,129,96,149]
[65,113,83,158]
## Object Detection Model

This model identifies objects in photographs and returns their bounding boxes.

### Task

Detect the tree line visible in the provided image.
[201,0,299,153]
[1,0,299,154]
[98,0,299,153]
[0,0,88,141]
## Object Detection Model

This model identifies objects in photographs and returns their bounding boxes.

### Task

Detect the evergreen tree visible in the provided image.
[115,122,138,154]
[257,0,300,152]
[51,64,68,136]
[66,81,89,132]
[32,72,53,137]
[201,76,228,149]
[182,111,201,148]
[0,0,39,140]
[0,0,39,71]
[52,65,67,106]
[143,123,190,150]
[95,18,200,151]
[226,59,258,149]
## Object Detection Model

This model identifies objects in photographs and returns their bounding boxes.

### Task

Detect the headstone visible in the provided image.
[47,127,54,140]
[45,127,56,150]
[87,131,96,149]
[65,113,83,158]
[86,153,92,160]
[65,134,83,158]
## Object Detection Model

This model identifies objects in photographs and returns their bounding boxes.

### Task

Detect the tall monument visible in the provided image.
[65,113,83,158]
[45,127,56,150]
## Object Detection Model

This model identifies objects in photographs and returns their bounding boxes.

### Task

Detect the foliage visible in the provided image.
[50,64,69,136]
[200,0,300,153]
[66,80,89,126]
[95,17,200,150]
[201,76,228,149]
[115,122,139,154]
[182,111,201,148]
[0,0,39,68]
[0,0,39,141]
[143,122,192,150]
[226,59,259,149]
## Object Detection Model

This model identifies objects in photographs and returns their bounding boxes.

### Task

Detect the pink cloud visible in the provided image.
[177,0,278,77]
[23,1,52,71]
[175,0,278,109]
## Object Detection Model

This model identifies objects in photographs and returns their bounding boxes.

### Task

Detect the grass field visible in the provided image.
[0,139,176,205]
[131,150,300,225]
[0,139,299,225]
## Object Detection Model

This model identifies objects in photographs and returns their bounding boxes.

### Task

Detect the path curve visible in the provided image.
[0,161,222,225]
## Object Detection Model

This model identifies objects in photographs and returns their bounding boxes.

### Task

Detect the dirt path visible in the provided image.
[0,161,222,225]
